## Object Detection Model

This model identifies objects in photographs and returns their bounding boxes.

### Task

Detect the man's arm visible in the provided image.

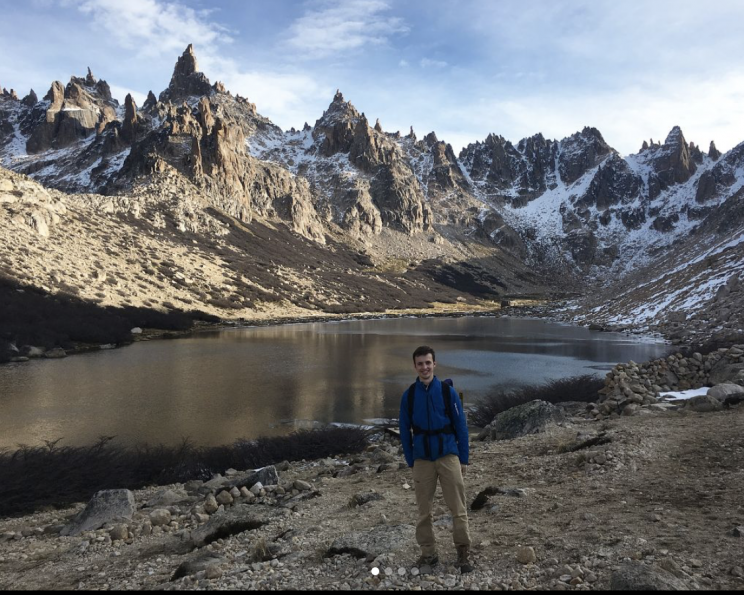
[399,391,414,467]
[450,388,469,466]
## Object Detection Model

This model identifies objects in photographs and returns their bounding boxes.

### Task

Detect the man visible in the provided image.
[399,345,473,573]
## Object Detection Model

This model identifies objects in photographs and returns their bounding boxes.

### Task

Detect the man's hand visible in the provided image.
[461,464,467,476]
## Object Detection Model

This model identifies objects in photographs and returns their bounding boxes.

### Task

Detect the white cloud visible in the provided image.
[419,58,447,69]
[440,70,744,156]
[70,0,231,59]
[285,0,408,59]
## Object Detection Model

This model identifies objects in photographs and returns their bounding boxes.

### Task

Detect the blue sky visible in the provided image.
[2,0,743,156]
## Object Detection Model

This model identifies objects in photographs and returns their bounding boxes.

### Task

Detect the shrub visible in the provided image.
[0,427,369,518]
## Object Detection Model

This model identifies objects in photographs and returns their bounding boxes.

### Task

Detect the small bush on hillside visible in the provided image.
[469,374,605,428]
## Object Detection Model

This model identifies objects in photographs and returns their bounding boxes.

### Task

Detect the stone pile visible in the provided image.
[591,344,744,417]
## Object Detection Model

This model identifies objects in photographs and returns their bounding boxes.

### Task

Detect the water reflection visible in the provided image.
[0,317,670,448]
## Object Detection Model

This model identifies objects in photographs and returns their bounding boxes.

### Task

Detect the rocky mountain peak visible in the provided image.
[85,67,97,86]
[664,125,684,146]
[21,89,37,108]
[647,126,696,187]
[558,127,612,185]
[424,131,439,148]
[26,72,118,154]
[142,91,157,113]
[177,44,198,77]
[317,90,360,124]
[43,81,65,108]
[313,91,362,156]
[709,140,721,161]
[158,44,213,104]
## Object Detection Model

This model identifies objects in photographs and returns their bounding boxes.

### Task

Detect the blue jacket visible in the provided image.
[399,376,469,468]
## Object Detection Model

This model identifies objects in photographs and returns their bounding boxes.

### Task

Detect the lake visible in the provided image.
[0,316,671,449]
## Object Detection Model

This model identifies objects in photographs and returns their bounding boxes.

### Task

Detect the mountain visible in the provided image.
[1,45,743,350]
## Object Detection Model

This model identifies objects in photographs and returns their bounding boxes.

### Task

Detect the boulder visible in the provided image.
[171,551,226,581]
[709,362,744,386]
[682,395,723,413]
[326,524,416,559]
[477,400,565,441]
[609,561,689,590]
[224,465,279,490]
[707,383,744,402]
[144,488,190,508]
[60,489,135,536]
[190,504,268,547]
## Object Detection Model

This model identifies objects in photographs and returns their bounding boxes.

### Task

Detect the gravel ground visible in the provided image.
[1,402,743,590]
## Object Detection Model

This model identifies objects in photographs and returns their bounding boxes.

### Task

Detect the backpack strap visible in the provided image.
[407,383,416,427]
[443,383,454,424]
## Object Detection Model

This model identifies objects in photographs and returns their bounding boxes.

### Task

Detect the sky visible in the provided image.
[2,0,743,156]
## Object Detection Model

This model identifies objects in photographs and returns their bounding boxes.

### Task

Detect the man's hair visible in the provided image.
[412,345,436,362]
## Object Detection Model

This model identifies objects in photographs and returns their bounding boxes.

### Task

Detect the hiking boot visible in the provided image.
[416,553,439,567]
[456,545,474,573]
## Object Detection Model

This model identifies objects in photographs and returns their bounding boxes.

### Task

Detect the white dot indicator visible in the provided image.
[371,567,380,576]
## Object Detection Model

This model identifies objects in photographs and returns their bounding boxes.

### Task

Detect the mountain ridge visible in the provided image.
[1,45,743,350]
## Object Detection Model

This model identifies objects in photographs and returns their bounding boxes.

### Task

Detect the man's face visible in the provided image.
[414,354,436,384]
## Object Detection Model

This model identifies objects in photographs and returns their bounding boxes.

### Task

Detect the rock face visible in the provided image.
[25,73,118,154]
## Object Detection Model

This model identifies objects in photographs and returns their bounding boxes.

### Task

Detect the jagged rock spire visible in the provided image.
[21,89,38,107]
[142,90,157,112]
[159,44,212,103]
[176,44,198,77]
[120,93,138,143]
[709,140,721,161]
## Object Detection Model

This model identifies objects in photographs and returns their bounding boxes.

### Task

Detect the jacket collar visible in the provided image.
[416,376,440,390]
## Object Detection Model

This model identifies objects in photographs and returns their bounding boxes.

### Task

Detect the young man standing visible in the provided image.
[399,345,473,573]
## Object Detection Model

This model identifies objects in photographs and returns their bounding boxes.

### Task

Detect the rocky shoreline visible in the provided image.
[2,301,545,366]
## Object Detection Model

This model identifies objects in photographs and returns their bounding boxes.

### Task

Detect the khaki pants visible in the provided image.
[412,454,471,556]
